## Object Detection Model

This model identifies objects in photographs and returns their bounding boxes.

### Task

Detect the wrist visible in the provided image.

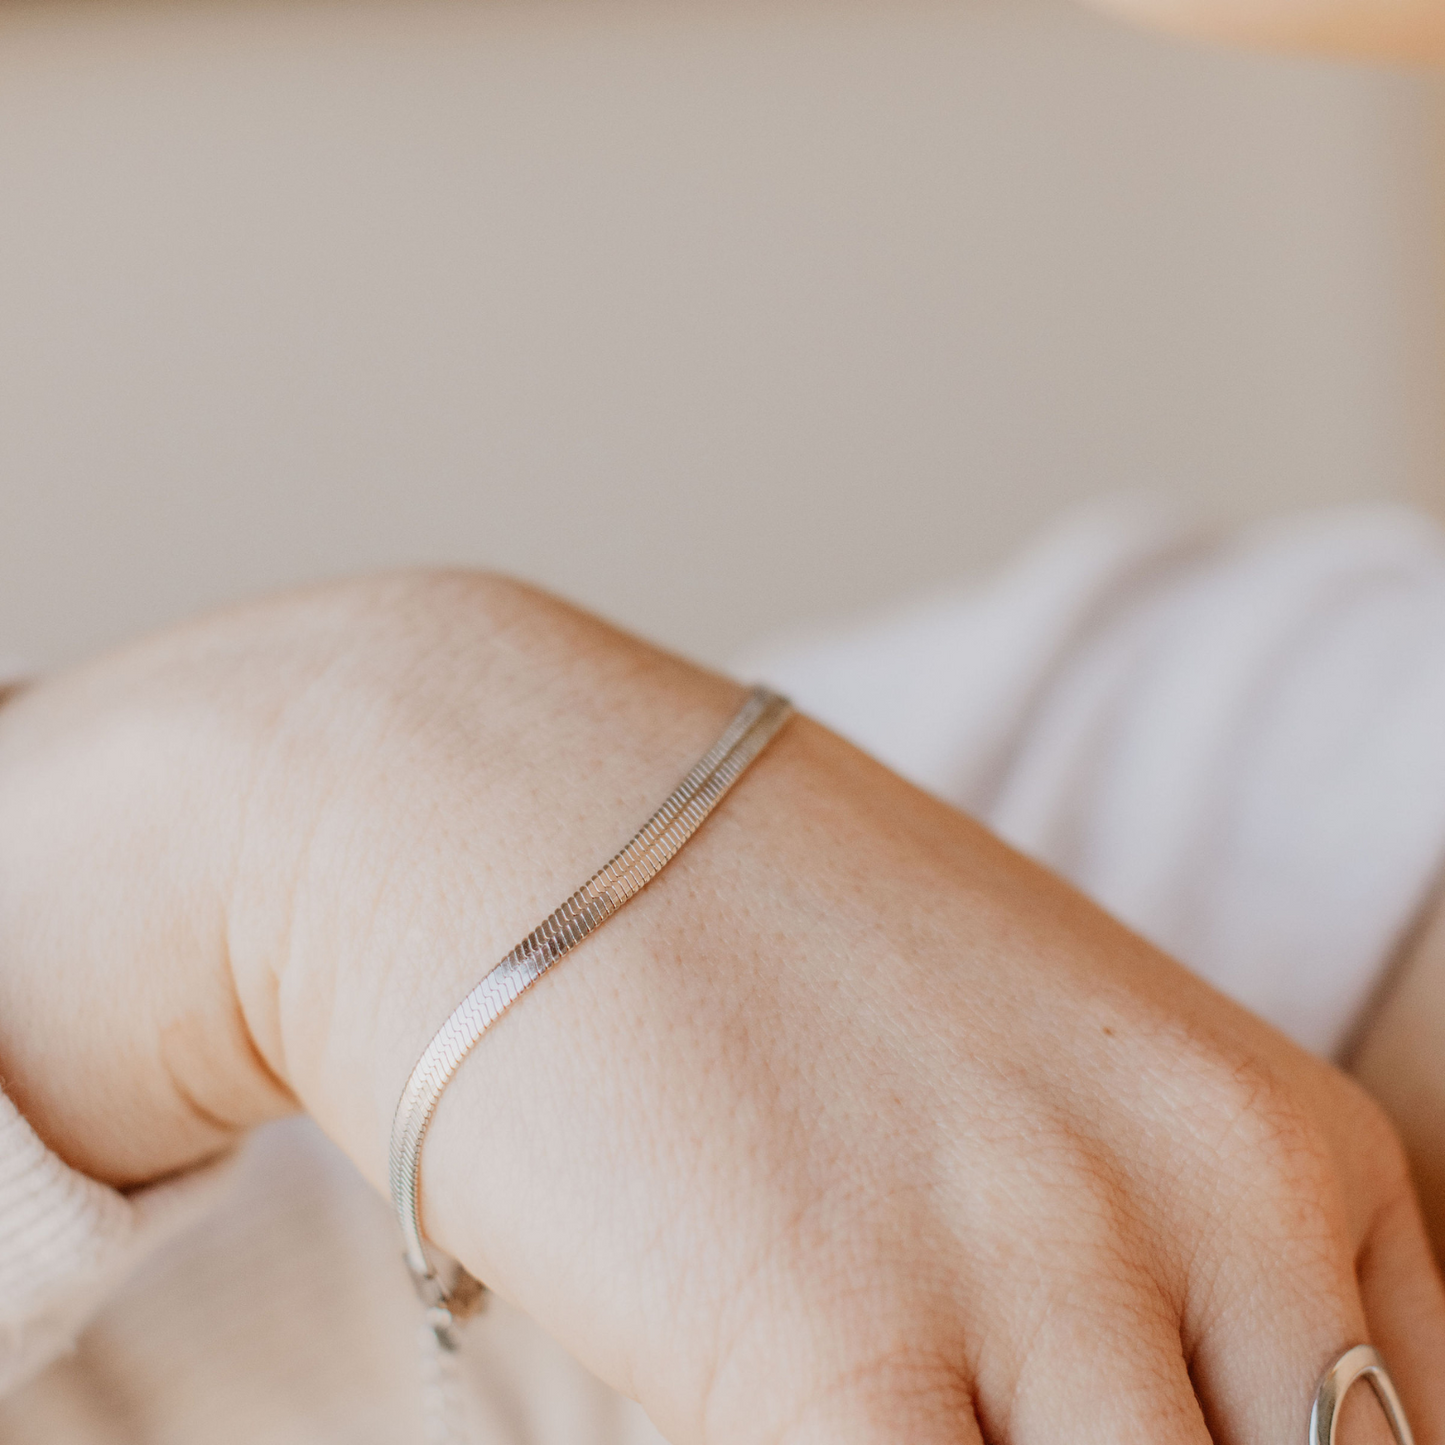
[221,569,748,1189]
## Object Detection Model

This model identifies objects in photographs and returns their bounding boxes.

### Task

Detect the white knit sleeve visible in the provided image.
[0,1087,236,1396]
[742,503,1445,1060]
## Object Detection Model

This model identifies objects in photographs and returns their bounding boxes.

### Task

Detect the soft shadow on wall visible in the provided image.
[0,0,1441,667]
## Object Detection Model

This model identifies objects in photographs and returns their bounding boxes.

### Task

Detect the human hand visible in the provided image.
[0,573,1439,1445]
[1351,884,1445,1257]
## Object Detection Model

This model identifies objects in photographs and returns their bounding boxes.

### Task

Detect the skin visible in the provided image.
[1085,0,1445,62]
[1352,894,1445,1262]
[0,572,1438,1445]
[1098,0,1445,1364]
[0,7,1437,1441]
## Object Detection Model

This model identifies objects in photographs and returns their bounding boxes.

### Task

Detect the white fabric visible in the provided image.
[0,1093,235,1397]
[2,503,1444,1439]
[740,503,1445,1057]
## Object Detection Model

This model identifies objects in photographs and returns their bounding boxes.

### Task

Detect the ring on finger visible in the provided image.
[1311,1346,1415,1445]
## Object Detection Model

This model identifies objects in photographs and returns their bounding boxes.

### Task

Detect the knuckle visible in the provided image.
[1330,1074,1417,1239]
[1340,1076,1410,1183]
[749,1342,973,1445]
[1186,1052,1338,1233]
[1193,1051,1314,1162]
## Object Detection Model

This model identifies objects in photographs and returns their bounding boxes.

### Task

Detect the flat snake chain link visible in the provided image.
[388,686,793,1347]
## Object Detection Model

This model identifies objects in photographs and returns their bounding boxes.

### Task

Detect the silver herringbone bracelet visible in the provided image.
[388,685,793,1349]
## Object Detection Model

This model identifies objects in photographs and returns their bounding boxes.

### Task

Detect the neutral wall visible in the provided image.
[1,0,1441,668]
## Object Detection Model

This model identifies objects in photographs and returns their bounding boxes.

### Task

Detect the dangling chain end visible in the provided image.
[408,1257,488,1349]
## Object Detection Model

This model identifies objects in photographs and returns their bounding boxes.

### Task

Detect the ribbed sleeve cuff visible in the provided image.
[0,1088,236,1394]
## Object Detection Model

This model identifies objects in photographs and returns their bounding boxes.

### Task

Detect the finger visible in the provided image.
[1356,1191,1445,1445]
[1185,1226,1394,1445]
[981,1289,1213,1445]
[768,1366,986,1445]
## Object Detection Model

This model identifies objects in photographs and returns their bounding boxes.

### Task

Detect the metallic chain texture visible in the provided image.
[388,685,794,1345]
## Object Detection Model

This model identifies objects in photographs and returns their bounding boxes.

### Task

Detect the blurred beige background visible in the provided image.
[1,0,1442,669]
